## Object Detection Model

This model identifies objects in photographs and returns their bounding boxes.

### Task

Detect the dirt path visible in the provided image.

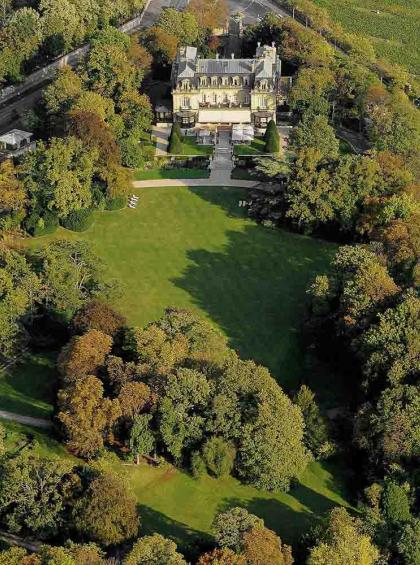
[0,410,52,429]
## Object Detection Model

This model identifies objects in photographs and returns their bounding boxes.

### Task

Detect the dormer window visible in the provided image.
[182,80,190,90]
[244,77,249,86]
[233,76,240,86]
[211,77,218,86]
[200,76,207,86]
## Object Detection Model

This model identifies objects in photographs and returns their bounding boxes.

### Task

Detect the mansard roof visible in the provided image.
[254,59,274,79]
[197,59,254,75]
[177,61,196,78]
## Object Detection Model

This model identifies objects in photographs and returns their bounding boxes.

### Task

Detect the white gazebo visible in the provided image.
[0,129,33,151]
[232,124,254,144]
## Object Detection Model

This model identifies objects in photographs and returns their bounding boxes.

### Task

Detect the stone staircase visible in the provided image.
[209,131,234,182]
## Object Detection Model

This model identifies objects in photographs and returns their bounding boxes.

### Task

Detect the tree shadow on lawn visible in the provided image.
[139,504,213,561]
[172,220,335,391]
[217,482,343,546]
[0,355,57,418]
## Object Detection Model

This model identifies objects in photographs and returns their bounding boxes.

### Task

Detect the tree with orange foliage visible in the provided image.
[118,381,154,422]
[72,300,126,337]
[0,160,26,214]
[187,0,228,31]
[58,329,113,383]
[144,26,178,65]
[197,548,246,564]
[58,375,121,458]
[242,527,293,565]
[69,109,121,177]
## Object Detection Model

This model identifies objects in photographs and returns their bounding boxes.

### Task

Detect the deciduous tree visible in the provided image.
[72,471,139,546]
[58,329,113,383]
[58,375,121,458]
[213,507,263,552]
[308,508,379,565]
[242,526,293,565]
[124,533,186,565]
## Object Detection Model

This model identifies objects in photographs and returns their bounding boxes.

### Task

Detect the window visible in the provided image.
[244,94,250,104]
[244,77,249,86]
[201,76,207,86]
[201,93,207,103]
[261,97,267,108]
[182,97,190,108]
[213,93,217,104]
[212,77,218,86]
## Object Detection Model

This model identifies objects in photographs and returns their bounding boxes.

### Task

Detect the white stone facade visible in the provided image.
[171,44,289,129]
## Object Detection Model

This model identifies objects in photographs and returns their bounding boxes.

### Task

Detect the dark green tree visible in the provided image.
[264,120,280,154]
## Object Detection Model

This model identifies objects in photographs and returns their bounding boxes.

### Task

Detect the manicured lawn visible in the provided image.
[178,137,213,156]
[0,419,76,461]
[134,168,210,180]
[122,457,353,549]
[234,137,266,156]
[29,186,337,395]
[19,188,352,551]
[0,353,56,418]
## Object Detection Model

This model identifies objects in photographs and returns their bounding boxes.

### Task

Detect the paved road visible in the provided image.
[228,0,288,24]
[0,410,52,429]
[0,0,289,132]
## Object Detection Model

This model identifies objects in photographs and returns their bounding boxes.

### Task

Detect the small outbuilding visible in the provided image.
[0,129,33,151]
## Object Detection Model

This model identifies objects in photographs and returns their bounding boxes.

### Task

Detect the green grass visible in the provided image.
[0,419,76,461]
[177,137,213,156]
[121,457,353,549]
[234,137,266,156]
[0,353,56,418]
[18,188,352,550]
[134,168,210,180]
[28,186,337,395]
[314,0,420,73]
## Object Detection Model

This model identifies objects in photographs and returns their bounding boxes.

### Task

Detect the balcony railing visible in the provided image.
[198,102,250,109]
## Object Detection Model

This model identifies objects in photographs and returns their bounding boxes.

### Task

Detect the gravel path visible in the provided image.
[0,410,52,429]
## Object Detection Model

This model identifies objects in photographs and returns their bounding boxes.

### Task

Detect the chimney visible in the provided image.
[231,53,235,59]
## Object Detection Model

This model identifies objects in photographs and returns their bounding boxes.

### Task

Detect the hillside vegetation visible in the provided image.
[314,0,420,73]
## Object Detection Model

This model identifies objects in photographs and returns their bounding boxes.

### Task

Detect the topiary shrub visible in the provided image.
[168,131,182,155]
[264,119,280,154]
[170,122,183,142]
[61,208,94,232]
[105,196,126,210]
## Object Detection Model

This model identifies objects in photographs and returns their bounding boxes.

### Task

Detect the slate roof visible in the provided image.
[177,61,196,78]
[197,59,254,75]
[255,59,274,79]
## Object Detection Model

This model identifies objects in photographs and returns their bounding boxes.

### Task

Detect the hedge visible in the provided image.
[61,208,95,232]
